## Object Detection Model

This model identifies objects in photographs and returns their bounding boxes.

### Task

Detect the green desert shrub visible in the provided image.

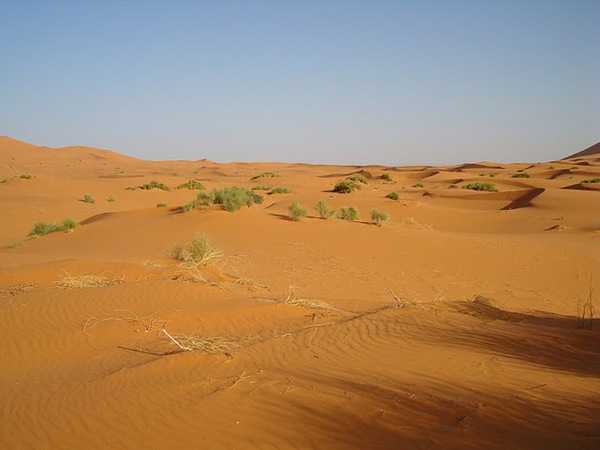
[83,194,96,203]
[288,201,308,221]
[581,178,600,184]
[448,184,458,189]
[127,180,171,191]
[338,206,359,221]
[156,203,167,208]
[370,209,389,226]
[106,194,115,202]
[386,192,399,200]
[381,173,393,182]
[512,173,531,178]
[176,180,205,190]
[28,218,79,237]
[19,173,32,179]
[347,175,368,185]
[172,233,223,268]
[269,187,293,195]
[250,172,280,180]
[252,185,271,191]
[333,179,361,194]
[462,182,498,192]
[211,186,263,212]
[413,183,424,188]
[315,200,335,219]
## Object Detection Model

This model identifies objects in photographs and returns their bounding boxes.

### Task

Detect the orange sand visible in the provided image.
[1,136,599,449]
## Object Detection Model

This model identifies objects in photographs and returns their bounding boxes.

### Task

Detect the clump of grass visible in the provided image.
[449,184,458,189]
[333,179,361,194]
[56,272,123,289]
[338,206,359,221]
[211,187,263,212]
[176,180,205,190]
[489,173,499,177]
[166,333,239,353]
[386,192,399,200]
[83,194,96,203]
[106,194,115,202]
[19,173,32,179]
[462,182,498,192]
[127,180,171,191]
[269,187,293,195]
[183,187,263,213]
[413,183,424,188]
[370,209,389,226]
[28,218,79,237]
[288,201,307,221]
[347,175,368,185]
[172,233,224,268]
[581,178,600,184]
[251,172,281,180]
[381,173,393,182]
[315,200,335,219]
[512,173,531,178]
[252,185,271,191]
[156,203,167,208]
[572,166,579,170]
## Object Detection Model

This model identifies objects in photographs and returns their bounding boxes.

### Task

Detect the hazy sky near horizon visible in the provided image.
[1,1,598,166]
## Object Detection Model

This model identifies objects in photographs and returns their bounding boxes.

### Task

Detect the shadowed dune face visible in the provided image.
[1,137,599,449]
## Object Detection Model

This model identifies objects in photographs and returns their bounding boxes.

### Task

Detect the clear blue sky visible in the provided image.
[1,1,598,165]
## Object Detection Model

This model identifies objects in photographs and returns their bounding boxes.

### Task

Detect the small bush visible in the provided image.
[172,233,223,268]
[381,173,393,182]
[370,209,389,226]
[176,180,205,190]
[338,206,359,221]
[449,184,458,189]
[489,173,498,177]
[347,175,368,185]
[512,173,531,178]
[157,203,167,208]
[517,169,525,173]
[19,173,32,179]
[269,187,293,195]
[581,178,600,184]
[106,195,115,202]
[251,172,280,180]
[462,182,498,192]
[413,183,424,188]
[315,200,335,219]
[182,187,263,213]
[83,194,95,203]
[572,166,579,170]
[128,180,171,191]
[252,185,271,191]
[334,179,361,194]
[28,218,79,237]
[60,217,79,231]
[386,192,399,200]
[288,201,307,221]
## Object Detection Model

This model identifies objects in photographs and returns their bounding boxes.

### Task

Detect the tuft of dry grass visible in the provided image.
[172,233,224,269]
[56,272,124,289]
[164,330,240,353]
[283,286,338,311]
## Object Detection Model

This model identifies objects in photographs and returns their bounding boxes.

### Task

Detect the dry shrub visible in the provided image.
[56,272,124,289]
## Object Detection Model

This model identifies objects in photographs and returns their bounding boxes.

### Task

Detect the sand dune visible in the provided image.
[1,137,599,449]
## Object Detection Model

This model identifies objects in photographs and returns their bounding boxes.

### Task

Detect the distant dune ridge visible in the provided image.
[563,141,600,160]
[0,136,599,449]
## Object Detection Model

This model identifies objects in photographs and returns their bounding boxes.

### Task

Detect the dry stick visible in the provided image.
[162,329,192,351]
[389,287,405,308]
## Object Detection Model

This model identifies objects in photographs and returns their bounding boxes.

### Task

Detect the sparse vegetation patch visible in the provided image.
[28,218,79,237]
[172,233,224,268]
[269,187,293,195]
[288,201,307,221]
[381,173,393,182]
[462,182,498,192]
[83,194,96,203]
[370,209,389,226]
[386,192,399,200]
[512,173,531,178]
[581,178,600,184]
[176,180,205,190]
[183,187,263,212]
[315,200,335,219]
[19,173,32,179]
[334,179,361,194]
[127,180,171,191]
[338,206,359,221]
[251,172,281,180]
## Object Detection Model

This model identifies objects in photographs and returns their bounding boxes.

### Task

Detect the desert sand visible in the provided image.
[1,136,599,449]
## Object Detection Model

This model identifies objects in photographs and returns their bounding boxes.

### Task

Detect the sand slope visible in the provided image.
[1,137,599,449]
